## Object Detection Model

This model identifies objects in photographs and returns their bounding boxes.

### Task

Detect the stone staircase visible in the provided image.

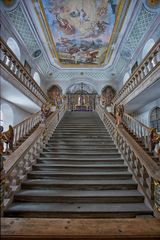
[4,112,152,218]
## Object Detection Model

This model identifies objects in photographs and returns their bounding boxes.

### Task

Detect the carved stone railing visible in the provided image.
[123,112,152,151]
[1,104,66,211]
[0,37,48,105]
[96,104,160,218]
[12,111,41,149]
[112,40,160,106]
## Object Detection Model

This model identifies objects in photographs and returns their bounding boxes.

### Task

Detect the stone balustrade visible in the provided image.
[0,37,48,104]
[2,105,66,211]
[96,104,160,217]
[12,111,41,149]
[112,39,160,106]
[123,112,152,151]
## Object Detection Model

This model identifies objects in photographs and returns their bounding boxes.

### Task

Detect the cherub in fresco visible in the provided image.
[79,9,90,25]
[56,14,75,35]
[84,20,108,38]
[69,8,90,25]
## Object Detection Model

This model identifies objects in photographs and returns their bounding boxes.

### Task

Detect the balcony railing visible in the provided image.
[0,37,48,104]
[112,39,160,105]
[96,104,160,217]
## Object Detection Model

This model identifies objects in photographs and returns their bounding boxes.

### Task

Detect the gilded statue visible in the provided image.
[0,125,14,155]
[150,128,160,157]
[114,104,124,126]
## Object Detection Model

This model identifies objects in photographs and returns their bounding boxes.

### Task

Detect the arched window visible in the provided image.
[142,39,155,59]
[33,72,41,85]
[150,107,160,132]
[7,37,21,60]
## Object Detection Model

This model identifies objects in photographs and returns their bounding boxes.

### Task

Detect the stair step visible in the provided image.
[21,179,137,190]
[5,202,152,218]
[45,145,116,149]
[40,153,121,158]
[28,171,132,180]
[14,189,144,203]
[46,142,115,146]
[42,149,119,153]
[32,164,128,172]
[37,159,124,165]
[50,136,112,139]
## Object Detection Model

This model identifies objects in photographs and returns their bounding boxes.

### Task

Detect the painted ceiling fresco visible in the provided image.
[40,0,117,66]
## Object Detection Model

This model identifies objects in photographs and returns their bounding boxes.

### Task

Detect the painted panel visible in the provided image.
[40,0,117,66]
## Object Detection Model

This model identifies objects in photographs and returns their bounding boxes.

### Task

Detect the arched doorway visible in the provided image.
[67,83,97,111]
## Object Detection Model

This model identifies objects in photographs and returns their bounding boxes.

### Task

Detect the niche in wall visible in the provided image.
[101,85,116,107]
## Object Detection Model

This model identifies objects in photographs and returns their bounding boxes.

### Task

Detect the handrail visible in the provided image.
[96,104,160,216]
[2,104,66,210]
[123,112,152,151]
[112,39,160,105]
[0,37,48,104]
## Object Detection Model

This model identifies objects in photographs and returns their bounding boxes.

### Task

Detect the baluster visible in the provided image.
[148,177,154,201]
[16,65,20,78]
[19,69,23,81]
[144,61,150,75]
[3,51,8,64]
[141,66,145,79]
[152,50,159,65]
[12,60,17,74]
[16,126,20,143]
[141,166,148,189]
[4,177,12,200]
[148,56,154,70]
[13,127,17,145]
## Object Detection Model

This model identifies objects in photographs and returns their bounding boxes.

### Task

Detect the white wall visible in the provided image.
[132,98,160,126]
[0,98,31,131]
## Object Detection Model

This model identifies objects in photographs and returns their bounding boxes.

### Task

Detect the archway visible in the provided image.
[66,83,97,111]
[7,37,21,60]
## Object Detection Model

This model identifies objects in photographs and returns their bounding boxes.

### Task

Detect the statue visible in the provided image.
[41,103,51,123]
[150,128,160,157]
[0,125,14,154]
[114,104,124,126]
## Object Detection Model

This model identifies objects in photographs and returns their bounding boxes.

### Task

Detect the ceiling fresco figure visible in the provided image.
[41,0,117,65]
